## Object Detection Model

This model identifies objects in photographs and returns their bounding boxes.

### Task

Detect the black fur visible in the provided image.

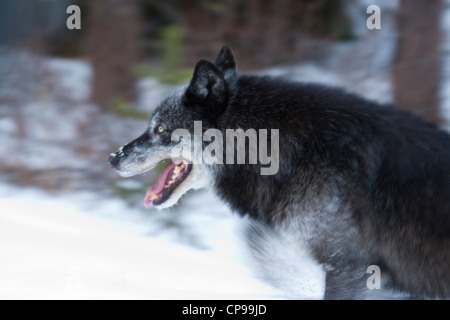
[188,47,450,299]
[112,46,450,299]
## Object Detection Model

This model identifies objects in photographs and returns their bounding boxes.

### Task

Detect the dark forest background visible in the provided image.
[0,0,444,122]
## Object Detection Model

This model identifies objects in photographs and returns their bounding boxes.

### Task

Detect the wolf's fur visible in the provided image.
[110,47,450,299]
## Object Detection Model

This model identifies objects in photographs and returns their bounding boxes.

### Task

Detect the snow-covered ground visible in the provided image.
[0,183,296,300]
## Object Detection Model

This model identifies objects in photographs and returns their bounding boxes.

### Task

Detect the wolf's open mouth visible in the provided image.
[144,160,192,207]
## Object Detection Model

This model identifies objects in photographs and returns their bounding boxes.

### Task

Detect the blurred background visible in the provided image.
[0,0,449,299]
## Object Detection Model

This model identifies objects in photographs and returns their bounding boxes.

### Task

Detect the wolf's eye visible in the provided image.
[157,125,165,133]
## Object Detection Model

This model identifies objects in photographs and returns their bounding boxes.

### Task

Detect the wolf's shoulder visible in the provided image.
[230,74,379,111]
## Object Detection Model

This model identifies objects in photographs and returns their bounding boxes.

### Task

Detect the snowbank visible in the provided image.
[0,184,284,299]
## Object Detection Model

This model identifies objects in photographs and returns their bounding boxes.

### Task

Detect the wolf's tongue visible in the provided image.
[144,161,178,208]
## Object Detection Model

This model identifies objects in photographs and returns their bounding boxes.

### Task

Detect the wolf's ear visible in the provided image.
[186,59,227,107]
[215,46,237,74]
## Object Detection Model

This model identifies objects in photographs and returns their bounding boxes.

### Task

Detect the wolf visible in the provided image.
[109,46,450,299]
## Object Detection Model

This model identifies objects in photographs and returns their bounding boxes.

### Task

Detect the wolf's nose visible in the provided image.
[109,152,120,168]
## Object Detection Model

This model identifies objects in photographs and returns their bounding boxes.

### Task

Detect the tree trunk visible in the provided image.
[393,0,443,123]
[85,0,142,110]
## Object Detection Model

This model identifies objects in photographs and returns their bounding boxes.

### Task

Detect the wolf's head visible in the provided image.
[109,46,237,209]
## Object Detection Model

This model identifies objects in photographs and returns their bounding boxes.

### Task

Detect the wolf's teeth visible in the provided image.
[164,180,176,189]
[165,164,185,186]
[150,194,158,200]
[173,165,182,175]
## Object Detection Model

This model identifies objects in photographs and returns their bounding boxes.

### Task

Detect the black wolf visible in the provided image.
[109,47,450,299]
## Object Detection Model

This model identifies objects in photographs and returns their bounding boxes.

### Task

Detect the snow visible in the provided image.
[43,58,92,102]
[0,184,290,300]
[0,117,16,134]
[137,78,183,112]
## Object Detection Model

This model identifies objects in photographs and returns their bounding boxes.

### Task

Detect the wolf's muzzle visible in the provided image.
[109,152,120,168]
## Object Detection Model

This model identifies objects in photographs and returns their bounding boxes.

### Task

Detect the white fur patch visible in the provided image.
[241,219,326,299]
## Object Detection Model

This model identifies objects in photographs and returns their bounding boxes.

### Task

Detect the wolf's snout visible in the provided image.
[109,152,120,168]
